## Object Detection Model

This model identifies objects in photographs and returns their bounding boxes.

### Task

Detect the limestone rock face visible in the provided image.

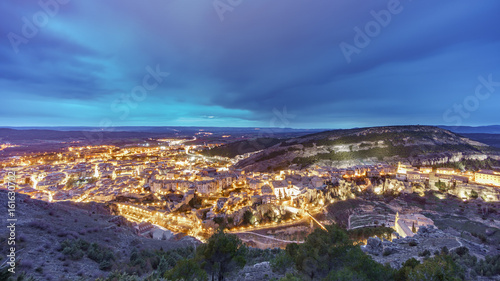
[231,261,284,281]
[364,237,383,255]
[233,126,497,171]
[485,228,496,236]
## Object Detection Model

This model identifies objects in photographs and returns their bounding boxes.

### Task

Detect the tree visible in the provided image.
[435,181,447,192]
[270,251,294,274]
[395,258,420,281]
[470,190,478,199]
[196,229,247,281]
[286,224,394,280]
[164,259,208,281]
[279,273,303,281]
[243,210,254,225]
[157,256,169,277]
[406,255,463,280]
[412,222,416,233]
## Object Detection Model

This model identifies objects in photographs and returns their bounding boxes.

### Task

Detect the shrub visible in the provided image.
[62,246,84,260]
[455,246,469,257]
[470,190,478,199]
[441,246,449,255]
[164,259,207,281]
[99,260,113,271]
[419,250,431,257]
[285,224,394,280]
[270,251,294,273]
[406,255,464,280]
[28,220,49,230]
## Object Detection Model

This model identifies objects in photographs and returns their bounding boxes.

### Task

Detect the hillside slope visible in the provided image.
[200,138,283,158]
[0,191,197,280]
[234,125,500,171]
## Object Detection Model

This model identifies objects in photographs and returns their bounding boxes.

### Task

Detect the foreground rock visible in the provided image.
[362,226,461,268]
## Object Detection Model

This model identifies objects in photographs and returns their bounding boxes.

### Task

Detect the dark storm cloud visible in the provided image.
[1,0,500,127]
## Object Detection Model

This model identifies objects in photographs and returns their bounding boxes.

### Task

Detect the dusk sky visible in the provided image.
[2,0,500,129]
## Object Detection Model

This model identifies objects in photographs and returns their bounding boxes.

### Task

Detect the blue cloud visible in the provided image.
[1,0,500,128]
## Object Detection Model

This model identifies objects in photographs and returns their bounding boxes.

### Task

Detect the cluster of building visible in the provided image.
[1,139,500,241]
[393,212,435,238]
[396,162,500,187]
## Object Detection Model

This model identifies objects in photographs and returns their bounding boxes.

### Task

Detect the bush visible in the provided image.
[455,246,469,257]
[59,239,115,269]
[347,226,394,242]
[99,260,113,271]
[279,273,303,281]
[470,190,479,199]
[419,249,431,257]
[441,246,449,255]
[164,259,207,281]
[285,224,394,280]
[195,229,247,280]
[406,255,464,280]
[270,252,294,273]
[61,240,86,261]
[28,220,49,230]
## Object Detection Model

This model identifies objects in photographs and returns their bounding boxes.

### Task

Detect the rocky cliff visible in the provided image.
[234,125,499,171]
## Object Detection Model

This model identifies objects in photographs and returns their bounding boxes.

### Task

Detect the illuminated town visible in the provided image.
[4,1,500,279]
[2,136,499,246]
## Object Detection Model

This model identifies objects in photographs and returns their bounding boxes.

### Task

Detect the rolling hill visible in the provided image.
[231,126,500,171]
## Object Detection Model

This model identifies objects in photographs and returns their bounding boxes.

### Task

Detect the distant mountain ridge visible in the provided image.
[233,125,500,171]
[439,125,500,134]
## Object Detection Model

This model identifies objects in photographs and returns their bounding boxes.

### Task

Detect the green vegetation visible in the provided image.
[284,224,393,280]
[92,246,195,281]
[243,210,256,225]
[58,239,116,270]
[395,248,500,280]
[48,224,500,280]
[257,149,288,162]
[469,190,479,199]
[431,157,500,171]
[270,251,294,274]
[164,258,208,281]
[427,212,500,246]
[239,205,294,226]
[347,226,394,242]
[200,138,282,158]
[285,127,492,168]
[435,180,448,192]
[293,143,479,167]
[160,229,247,281]
[301,129,464,148]
[195,229,247,281]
